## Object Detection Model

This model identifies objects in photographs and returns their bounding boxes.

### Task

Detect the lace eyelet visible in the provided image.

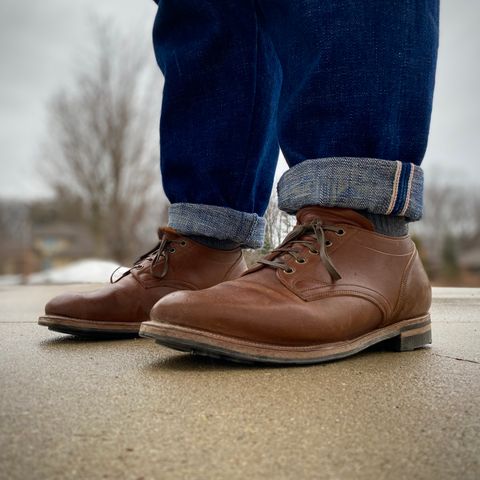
[309,249,319,255]
[325,240,333,247]
[169,248,176,253]
[180,240,187,246]
[295,258,307,264]
[336,229,345,236]
[284,267,296,274]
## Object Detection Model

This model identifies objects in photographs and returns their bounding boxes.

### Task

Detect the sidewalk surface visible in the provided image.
[1,285,479,480]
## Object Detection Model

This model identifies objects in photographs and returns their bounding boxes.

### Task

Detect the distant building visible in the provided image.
[459,244,480,274]
[32,223,94,271]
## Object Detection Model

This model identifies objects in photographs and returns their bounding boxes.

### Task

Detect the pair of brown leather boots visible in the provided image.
[39,206,432,364]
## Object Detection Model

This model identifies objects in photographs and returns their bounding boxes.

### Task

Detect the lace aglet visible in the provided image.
[331,271,342,282]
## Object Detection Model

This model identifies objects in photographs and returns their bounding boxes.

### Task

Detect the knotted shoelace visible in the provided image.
[258,219,343,281]
[110,229,185,283]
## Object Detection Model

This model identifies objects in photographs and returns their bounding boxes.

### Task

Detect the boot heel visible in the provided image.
[386,323,432,352]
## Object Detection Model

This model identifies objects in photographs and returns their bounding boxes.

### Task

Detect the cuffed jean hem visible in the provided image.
[168,203,266,249]
[277,157,424,221]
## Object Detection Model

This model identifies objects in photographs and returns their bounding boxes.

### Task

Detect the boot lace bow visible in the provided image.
[110,228,185,283]
[258,219,343,281]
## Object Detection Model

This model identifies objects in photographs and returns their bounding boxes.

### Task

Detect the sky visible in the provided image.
[0,0,479,200]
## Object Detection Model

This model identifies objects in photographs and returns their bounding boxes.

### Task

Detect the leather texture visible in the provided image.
[149,207,432,346]
[44,229,247,323]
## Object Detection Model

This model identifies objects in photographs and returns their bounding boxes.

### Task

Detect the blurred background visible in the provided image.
[0,0,479,286]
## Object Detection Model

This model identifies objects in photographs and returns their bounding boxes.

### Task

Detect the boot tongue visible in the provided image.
[157,226,181,241]
[296,206,374,230]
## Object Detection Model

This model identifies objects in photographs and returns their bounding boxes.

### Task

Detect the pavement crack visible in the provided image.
[432,353,480,365]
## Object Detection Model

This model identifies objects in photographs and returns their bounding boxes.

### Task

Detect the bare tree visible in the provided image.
[263,194,296,252]
[42,20,165,263]
[411,178,480,260]
[0,200,32,275]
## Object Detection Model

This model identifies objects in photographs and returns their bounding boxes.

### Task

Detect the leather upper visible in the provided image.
[45,229,247,323]
[150,207,432,345]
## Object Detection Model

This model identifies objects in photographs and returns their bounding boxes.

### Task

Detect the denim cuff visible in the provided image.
[168,203,265,249]
[277,157,424,221]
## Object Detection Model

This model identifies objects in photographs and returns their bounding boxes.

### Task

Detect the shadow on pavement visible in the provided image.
[39,334,144,348]
[144,352,269,372]
[143,341,433,372]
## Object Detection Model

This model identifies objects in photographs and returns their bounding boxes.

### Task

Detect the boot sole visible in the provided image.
[140,315,431,365]
[38,315,140,338]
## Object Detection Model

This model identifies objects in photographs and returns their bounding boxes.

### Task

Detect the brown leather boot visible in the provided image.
[141,207,432,364]
[38,227,247,337]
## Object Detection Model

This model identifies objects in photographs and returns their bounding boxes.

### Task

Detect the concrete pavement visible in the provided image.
[0,285,479,480]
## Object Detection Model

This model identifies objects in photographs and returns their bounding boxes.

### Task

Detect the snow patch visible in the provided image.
[0,259,129,285]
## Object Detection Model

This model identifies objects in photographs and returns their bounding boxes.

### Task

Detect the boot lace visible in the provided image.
[258,219,343,281]
[110,228,185,283]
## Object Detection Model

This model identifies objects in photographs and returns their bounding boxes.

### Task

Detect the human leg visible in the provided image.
[260,0,439,234]
[154,0,282,248]
[143,0,439,363]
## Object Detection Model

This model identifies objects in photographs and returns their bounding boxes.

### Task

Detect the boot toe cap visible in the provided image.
[44,293,85,319]
[150,290,198,325]
[149,282,297,343]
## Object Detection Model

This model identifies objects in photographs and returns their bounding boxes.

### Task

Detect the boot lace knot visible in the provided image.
[110,228,185,283]
[258,219,343,281]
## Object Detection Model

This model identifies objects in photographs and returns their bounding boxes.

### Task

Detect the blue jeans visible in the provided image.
[152,0,439,248]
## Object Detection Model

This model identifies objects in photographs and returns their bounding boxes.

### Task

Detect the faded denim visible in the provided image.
[152,0,439,248]
[278,157,424,221]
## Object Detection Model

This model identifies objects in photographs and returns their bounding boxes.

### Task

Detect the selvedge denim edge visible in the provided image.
[168,203,266,249]
[277,157,424,221]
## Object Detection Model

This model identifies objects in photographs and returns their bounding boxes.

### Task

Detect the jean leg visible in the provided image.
[153,0,282,247]
[258,0,439,222]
